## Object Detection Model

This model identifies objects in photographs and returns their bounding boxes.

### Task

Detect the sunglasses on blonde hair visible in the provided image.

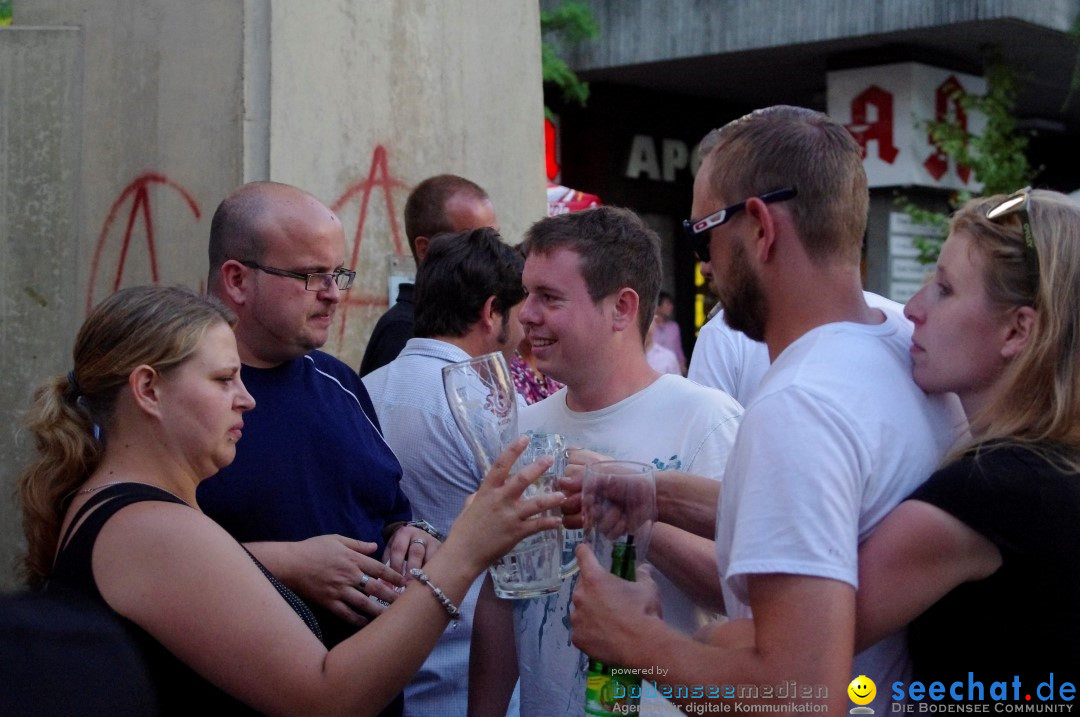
[986,187,1036,252]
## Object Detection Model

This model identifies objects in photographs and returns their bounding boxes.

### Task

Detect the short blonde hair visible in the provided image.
[701,105,869,266]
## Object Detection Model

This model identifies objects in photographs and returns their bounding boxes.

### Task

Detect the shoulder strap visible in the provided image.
[50,483,187,596]
[58,483,186,554]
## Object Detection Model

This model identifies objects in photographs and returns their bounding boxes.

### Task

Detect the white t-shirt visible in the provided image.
[514,374,742,717]
[689,291,907,405]
[715,311,966,714]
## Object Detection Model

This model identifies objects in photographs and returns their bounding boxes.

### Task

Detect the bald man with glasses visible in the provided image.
[198,182,435,717]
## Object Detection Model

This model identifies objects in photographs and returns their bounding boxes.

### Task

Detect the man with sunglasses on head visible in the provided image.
[570,107,965,714]
[199,182,433,717]
[685,188,907,407]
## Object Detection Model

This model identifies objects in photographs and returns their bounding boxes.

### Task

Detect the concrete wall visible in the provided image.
[0,1,544,590]
[15,0,544,364]
[265,1,545,359]
[18,0,248,311]
[0,27,83,590]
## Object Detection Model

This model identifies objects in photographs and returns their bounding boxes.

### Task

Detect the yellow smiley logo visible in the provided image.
[848,675,876,706]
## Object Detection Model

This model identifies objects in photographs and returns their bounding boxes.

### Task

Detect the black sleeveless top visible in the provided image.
[47,483,322,715]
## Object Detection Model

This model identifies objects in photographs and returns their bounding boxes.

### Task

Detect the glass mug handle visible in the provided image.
[543,438,581,578]
[560,527,582,578]
[521,432,580,580]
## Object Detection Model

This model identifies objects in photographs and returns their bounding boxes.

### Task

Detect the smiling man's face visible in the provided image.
[519,247,612,388]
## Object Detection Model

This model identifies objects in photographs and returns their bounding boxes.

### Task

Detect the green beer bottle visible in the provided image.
[584,537,641,715]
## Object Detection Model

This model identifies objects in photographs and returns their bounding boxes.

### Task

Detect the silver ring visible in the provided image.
[357,573,370,590]
[410,538,427,546]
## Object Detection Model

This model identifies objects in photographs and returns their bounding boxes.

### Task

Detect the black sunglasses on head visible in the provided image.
[682,188,797,263]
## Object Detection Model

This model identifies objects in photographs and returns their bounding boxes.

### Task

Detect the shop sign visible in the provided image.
[827,63,986,190]
[545,115,561,182]
[624,135,704,183]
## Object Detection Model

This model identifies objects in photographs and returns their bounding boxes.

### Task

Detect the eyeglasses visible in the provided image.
[682,188,798,263]
[986,187,1036,252]
[240,261,356,291]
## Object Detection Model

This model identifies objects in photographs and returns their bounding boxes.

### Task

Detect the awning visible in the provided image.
[547,182,601,217]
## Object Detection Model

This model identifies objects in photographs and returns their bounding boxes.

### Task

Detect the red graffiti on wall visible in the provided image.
[329,145,410,345]
[87,173,201,313]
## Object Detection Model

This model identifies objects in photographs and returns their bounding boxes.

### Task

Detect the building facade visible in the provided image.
[544,0,1080,352]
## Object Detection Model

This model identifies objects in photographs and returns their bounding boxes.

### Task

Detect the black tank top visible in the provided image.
[48,482,322,715]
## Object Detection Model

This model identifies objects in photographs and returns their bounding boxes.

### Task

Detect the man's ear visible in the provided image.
[1001,305,1037,360]
[414,235,430,264]
[219,259,250,306]
[479,295,499,335]
[744,197,779,264]
[610,287,640,333]
[128,365,164,419]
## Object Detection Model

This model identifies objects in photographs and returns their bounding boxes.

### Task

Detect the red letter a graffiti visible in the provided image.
[87,173,201,313]
[329,145,409,346]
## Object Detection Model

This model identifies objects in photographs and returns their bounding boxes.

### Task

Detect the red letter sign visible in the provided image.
[923,75,972,183]
[845,85,899,163]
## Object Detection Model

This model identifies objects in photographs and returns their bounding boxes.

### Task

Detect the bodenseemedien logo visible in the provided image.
[850,675,878,714]
[891,673,1075,712]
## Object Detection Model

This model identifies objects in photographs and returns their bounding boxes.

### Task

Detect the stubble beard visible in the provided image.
[718,240,768,343]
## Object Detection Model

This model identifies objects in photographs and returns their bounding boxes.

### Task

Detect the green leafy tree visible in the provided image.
[540,1,599,119]
[900,57,1035,264]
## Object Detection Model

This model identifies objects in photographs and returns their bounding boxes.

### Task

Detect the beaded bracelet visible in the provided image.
[410,568,461,621]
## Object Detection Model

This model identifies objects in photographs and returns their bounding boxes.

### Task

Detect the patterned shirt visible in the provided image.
[509,351,563,405]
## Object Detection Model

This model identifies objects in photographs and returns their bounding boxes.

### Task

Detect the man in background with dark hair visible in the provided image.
[359,174,497,376]
[363,227,525,717]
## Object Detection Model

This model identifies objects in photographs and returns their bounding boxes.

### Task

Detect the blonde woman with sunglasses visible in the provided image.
[855,189,1080,692]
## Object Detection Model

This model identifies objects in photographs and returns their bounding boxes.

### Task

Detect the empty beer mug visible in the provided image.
[489,432,578,599]
[582,461,657,576]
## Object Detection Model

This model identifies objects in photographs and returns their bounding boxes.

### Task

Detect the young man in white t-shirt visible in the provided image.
[468,206,742,717]
[570,106,965,715]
